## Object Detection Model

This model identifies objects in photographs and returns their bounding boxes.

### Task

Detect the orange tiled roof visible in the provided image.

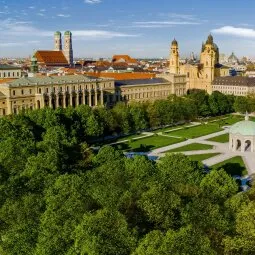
[35,51,68,66]
[0,78,15,84]
[112,55,138,64]
[83,72,156,80]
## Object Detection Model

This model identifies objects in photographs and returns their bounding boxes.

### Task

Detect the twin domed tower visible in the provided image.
[54,31,73,65]
[169,35,222,93]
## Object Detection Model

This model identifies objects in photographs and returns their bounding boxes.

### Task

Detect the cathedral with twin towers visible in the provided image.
[169,34,229,93]
[34,31,74,67]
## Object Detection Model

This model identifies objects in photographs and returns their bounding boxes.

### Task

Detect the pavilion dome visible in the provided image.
[230,118,255,136]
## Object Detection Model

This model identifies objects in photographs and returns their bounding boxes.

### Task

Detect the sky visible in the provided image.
[1,0,255,58]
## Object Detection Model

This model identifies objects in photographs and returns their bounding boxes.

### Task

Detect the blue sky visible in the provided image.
[1,0,255,58]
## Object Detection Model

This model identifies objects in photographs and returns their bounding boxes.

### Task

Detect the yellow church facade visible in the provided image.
[169,35,230,94]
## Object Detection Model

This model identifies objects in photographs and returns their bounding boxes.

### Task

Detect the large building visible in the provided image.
[0,64,22,79]
[0,72,186,116]
[34,31,73,67]
[212,76,255,96]
[169,35,230,93]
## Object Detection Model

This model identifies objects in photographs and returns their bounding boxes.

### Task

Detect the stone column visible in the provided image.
[95,90,98,106]
[241,139,245,152]
[49,95,52,108]
[76,93,80,107]
[70,93,73,107]
[41,95,45,109]
[100,90,104,105]
[63,94,66,108]
[56,95,59,108]
[89,91,92,107]
[81,91,85,105]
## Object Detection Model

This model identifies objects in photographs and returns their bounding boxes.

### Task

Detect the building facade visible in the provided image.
[0,75,115,115]
[0,72,186,116]
[212,76,255,96]
[116,75,186,103]
[169,35,230,94]
[0,65,22,79]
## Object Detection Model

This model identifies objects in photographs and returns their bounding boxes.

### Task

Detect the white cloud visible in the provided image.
[133,20,200,28]
[37,13,45,17]
[212,26,255,38]
[72,30,140,39]
[0,40,39,47]
[57,14,71,18]
[85,0,102,4]
[0,19,139,39]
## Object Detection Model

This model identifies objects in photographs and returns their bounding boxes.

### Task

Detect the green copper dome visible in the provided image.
[55,31,61,35]
[64,31,72,36]
[230,119,255,136]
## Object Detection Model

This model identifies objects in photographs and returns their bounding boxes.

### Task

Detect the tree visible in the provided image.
[35,174,94,255]
[75,209,136,255]
[234,96,251,113]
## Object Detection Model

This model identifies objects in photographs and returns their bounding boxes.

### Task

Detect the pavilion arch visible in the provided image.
[236,139,241,151]
[245,140,252,152]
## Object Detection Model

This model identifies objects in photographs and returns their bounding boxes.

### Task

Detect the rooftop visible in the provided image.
[0,64,21,70]
[213,76,255,87]
[115,78,170,87]
[35,51,68,66]
[7,75,112,87]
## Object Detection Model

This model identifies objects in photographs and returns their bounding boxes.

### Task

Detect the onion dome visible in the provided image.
[206,34,214,44]
[64,31,72,36]
[54,31,61,36]
[172,38,178,46]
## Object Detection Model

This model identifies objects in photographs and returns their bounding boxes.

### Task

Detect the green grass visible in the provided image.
[113,135,185,152]
[166,143,213,153]
[188,153,221,162]
[167,123,222,139]
[117,133,148,142]
[212,156,247,176]
[207,133,229,143]
[153,123,188,134]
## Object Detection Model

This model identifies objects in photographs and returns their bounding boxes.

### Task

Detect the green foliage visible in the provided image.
[75,209,136,255]
[0,95,254,255]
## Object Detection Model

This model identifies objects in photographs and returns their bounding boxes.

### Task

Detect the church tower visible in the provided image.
[169,39,180,74]
[63,31,73,66]
[54,31,62,51]
[200,34,219,92]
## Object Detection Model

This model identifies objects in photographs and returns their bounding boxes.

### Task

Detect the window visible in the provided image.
[8,72,10,77]
[30,89,32,94]
[3,109,5,116]
[12,90,15,96]
[39,88,41,94]
[21,89,24,95]
[17,72,19,76]
[46,88,49,93]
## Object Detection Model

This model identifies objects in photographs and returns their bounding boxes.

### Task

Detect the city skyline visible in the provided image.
[1,0,255,58]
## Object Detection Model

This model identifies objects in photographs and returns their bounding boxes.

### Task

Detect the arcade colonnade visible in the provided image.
[229,134,254,152]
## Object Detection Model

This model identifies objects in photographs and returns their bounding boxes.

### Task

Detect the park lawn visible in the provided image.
[166,143,213,153]
[114,135,184,152]
[188,153,221,162]
[212,156,248,176]
[207,133,229,143]
[153,123,188,134]
[117,133,148,142]
[167,123,222,139]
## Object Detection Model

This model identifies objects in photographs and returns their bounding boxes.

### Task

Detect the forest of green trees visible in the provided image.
[1,90,255,254]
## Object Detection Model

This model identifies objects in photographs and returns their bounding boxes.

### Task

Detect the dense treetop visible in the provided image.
[0,90,254,254]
